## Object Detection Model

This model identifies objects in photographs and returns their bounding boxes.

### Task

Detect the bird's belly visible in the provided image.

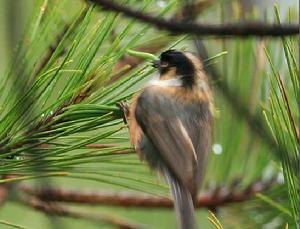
[139,135,164,171]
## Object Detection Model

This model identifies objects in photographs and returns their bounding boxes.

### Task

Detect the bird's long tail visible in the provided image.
[165,172,196,229]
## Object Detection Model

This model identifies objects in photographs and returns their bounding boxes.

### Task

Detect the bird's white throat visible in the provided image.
[147,74,209,90]
[148,78,182,87]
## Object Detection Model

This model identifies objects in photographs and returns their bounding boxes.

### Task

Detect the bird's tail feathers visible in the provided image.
[165,171,196,229]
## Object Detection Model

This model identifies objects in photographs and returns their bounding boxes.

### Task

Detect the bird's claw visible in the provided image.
[116,101,129,125]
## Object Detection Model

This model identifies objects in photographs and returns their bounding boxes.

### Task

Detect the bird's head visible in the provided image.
[152,50,201,88]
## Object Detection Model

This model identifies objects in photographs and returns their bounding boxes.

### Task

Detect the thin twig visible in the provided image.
[0,219,28,229]
[20,178,275,209]
[89,0,299,37]
[85,143,117,149]
[277,75,300,143]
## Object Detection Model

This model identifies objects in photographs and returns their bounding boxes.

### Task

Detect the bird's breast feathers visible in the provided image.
[129,78,213,151]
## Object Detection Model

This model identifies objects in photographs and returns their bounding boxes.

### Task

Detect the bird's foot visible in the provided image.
[116,101,129,125]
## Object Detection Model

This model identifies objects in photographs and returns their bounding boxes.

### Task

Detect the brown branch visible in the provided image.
[89,0,299,37]
[0,174,21,219]
[0,185,8,206]
[85,143,117,149]
[20,196,146,229]
[20,178,275,209]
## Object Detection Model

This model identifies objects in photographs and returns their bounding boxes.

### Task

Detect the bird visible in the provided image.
[119,50,213,229]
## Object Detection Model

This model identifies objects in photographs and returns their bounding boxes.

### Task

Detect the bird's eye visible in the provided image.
[160,61,168,68]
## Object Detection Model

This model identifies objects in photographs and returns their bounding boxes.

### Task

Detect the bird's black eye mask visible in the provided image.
[151,60,170,75]
[152,50,196,87]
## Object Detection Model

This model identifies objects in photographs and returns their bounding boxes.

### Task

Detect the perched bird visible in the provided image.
[120,50,213,229]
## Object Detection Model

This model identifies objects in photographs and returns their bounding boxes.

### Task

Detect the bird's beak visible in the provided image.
[151,60,160,68]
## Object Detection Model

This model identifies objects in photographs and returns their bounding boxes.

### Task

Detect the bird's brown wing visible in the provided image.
[134,88,198,190]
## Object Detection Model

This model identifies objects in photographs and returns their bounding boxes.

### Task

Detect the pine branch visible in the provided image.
[20,196,145,229]
[89,0,299,37]
[31,25,68,80]
[20,178,275,209]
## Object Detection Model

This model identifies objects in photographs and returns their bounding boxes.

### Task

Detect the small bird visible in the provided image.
[120,50,213,229]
